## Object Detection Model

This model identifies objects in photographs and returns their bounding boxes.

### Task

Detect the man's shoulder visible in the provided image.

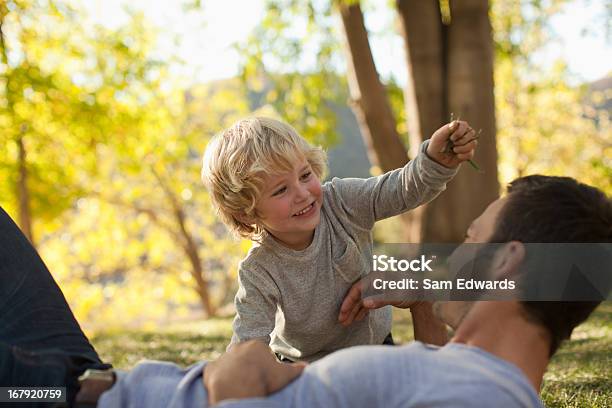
[269,342,542,408]
[419,343,544,408]
[322,342,541,407]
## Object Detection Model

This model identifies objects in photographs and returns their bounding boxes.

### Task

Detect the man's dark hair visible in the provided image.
[490,175,612,356]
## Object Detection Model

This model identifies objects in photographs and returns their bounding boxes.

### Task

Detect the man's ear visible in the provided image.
[491,241,525,280]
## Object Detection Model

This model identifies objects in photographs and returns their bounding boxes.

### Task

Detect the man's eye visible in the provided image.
[273,187,287,196]
[300,171,312,180]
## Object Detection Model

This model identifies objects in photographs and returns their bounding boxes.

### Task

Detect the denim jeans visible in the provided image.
[0,207,110,405]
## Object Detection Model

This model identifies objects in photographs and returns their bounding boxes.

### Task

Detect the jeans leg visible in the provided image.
[0,206,107,366]
[0,341,104,407]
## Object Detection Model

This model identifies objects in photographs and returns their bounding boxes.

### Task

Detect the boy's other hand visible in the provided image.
[204,340,306,405]
[426,121,478,168]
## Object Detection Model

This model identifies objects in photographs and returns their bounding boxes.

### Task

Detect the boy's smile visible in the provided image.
[293,201,316,217]
[255,158,323,250]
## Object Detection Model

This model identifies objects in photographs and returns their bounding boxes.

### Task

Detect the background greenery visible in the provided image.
[0,0,608,328]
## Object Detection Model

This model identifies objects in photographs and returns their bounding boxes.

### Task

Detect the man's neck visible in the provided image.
[450,301,551,392]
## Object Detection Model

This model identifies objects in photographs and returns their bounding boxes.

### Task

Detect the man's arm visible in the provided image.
[204,341,305,405]
[409,302,447,346]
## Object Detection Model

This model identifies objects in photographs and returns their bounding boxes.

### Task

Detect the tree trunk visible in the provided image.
[338,2,422,242]
[338,2,408,171]
[174,206,216,318]
[396,0,447,159]
[397,0,499,242]
[104,191,215,317]
[152,169,216,317]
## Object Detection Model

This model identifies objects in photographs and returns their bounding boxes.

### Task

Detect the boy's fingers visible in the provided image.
[452,128,476,146]
[453,140,477,154]
[430,122,457,143]
[450,121,469,142]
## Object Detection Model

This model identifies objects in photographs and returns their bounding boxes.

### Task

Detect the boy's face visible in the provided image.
[255,157,323,250]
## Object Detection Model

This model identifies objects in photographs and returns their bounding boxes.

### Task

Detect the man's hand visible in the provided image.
[204,340,306,405]
[338,278,448,345]
[426,121,478,168]
[338,277,417,327]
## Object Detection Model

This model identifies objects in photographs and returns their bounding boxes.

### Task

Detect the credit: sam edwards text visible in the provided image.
[371,278,516,290]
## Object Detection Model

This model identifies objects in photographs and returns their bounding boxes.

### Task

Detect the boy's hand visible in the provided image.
[426,121,478,168]
[204,340,306,405]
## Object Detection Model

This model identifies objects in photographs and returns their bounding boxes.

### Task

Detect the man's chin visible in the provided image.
[433,301,473,330]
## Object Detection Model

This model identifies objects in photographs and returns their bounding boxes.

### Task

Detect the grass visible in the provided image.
[540,303,612,407]
[91,318,232,367]
[91,303,611,407]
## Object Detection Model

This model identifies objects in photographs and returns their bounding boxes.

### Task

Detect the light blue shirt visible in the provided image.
[99,342,543,408]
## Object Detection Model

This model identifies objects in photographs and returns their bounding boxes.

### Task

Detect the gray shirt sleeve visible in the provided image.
[326,140,458,230]
[229,265,279,347]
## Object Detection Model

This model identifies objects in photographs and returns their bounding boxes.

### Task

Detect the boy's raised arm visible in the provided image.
[325,121,476,231]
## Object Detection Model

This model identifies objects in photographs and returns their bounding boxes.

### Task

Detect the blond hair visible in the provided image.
[201,117,327,240]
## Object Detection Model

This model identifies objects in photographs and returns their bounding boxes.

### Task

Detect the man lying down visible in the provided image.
[1,176,609,408]
[100,175,612,408]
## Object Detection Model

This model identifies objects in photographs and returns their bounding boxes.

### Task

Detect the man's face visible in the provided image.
[254,157,323,250]
[433,197,508,328]
[463,197,507,243]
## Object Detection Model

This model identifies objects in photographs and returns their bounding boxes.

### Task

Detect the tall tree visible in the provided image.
[397,0,499,242]
[338,4,407,172]
[338,2,423,241]
[339,0,500,243]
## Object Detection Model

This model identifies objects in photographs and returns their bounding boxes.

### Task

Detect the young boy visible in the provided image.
[201,117,477,362]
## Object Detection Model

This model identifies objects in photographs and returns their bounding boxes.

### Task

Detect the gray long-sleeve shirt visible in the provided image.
[99,342,543,408]
[230,140,458,361]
